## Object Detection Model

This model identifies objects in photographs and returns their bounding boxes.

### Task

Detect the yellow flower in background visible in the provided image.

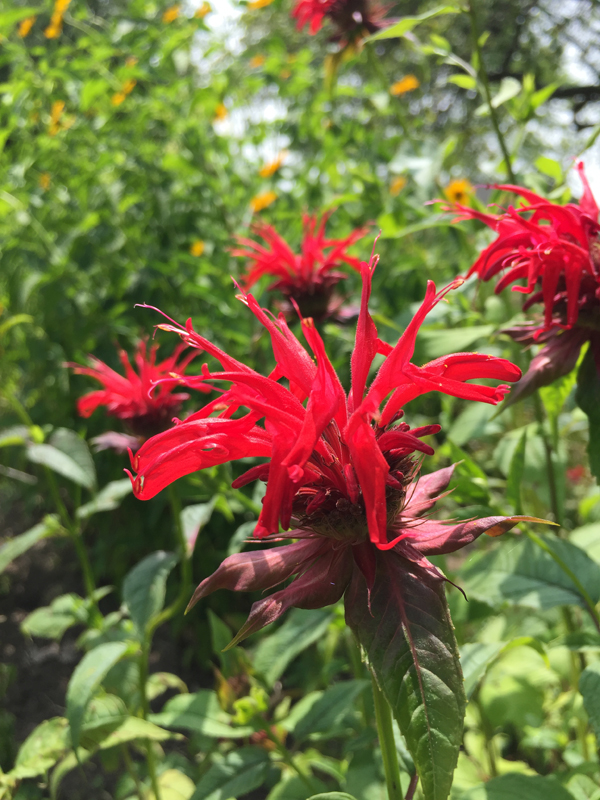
[111,92,126,106]
[39,173,51,191]
[18,16,36,38]
[390,75,420,96]
[390,176,407,196]
[250,55,266,68]
[248,0,274,8]
[444,178,474,205]
[214,103,228,121]
[280,69,291,80]
[44,21,62,38]
[259,152,287,178]
[44,0,71,38]
[123,79,137,95]
[162,5,180,23]
[48,100,65,136]
[195,2,211,17]
[190,240,205,257]
[250,191,277,213]
[125,56,138,68]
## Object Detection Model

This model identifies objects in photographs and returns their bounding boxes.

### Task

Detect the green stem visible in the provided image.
[264,727,317,793]
[121,744,145,800]
[138,644,162,800]
[371,672,403,800]
[345,631,370,725]
[467,0,516,183]
[532,393,561,526]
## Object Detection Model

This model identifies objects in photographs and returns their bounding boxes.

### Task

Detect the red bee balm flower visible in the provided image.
[128,256,535,799]
[292,0,390,41]
[69,341,200,440]
[446,162,600,401]
[232,214,368,320]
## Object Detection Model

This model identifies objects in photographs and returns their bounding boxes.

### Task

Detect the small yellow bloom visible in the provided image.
[190,240,205,257]
[39,173,51,191]
[111,92,126,106]
[55,0,72,12]
[444,178,474,205]
[249,54,266,68]
[279,69,291,80]
[44,20,62,38]
[259,151,287,178]
[195,2,211,17]
[18,16,36,38]
[390,176,407,196]
[250,190,277,213]
[248,0,274,8]
[162,5,180,23]
[123,79,137,95]
[214,103,228,121]
[125,56,138,68]
[390,75,420,96]
[50,101,65,124]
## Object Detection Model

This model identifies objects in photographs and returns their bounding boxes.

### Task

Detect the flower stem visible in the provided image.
[533,393,561,526]
[404,773,419,800]
[138,642,162,800]
[371,671,403,800]
[467,0,516,183]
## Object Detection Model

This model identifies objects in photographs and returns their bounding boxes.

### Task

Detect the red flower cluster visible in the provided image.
[128,254,526,643]
[446,163,600,400]
[292,0,390,41]
[232,213,368,320]
[69,341,199,444]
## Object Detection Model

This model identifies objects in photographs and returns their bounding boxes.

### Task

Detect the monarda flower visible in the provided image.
[292,0,390,42]
[128,255,532,799]
[445,162,600,402]
[232,213,368,321]
[69,341,199,451]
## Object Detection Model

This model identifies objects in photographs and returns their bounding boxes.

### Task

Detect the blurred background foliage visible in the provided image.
[2,1,600,798]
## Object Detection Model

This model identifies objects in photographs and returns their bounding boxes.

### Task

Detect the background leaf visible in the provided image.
[122,550,178,635]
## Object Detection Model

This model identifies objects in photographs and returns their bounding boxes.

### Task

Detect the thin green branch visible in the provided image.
[371,671,403,800]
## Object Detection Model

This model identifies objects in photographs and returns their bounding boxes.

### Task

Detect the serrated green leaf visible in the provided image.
[367,5,460,41]
[76,478,132,519]
[345,555,465,800]
[0,515,63,573]
[123,550,178,635]
[149,690,253,738]
[189,747,270,800]
[576,346,600,483]
[66,641,131,749]
[461,535,600,611]
[580,662,600,742]
[253,608,334,686]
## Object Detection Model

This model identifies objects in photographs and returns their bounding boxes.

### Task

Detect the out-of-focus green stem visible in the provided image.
[532,393,561,526]
[121,744,145,800]
[371,672,403,800]
[467,0,516,183]
[365,44,413,141]
[345,631,370,725]
[138,643,162,800]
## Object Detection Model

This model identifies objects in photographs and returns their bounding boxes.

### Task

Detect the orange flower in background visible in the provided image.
[39,173,51,191]
[390,75,420,96]
[250,191,277,213]
[18,16,36,37]
[195,2,211,17]
[190,240,205,257]
[390,176,407,196]
[214,103,228,121]
[125,56,138,68]
[48,100,65,136]
[259,152,287,178]
[248,0,274,8]
[112,79,137,106]
[250,55,266,68]
[44,0,71,38]
[122,79,137,95]
[162,5,180,23]
[111,93,126,106]
[444,178,474,205]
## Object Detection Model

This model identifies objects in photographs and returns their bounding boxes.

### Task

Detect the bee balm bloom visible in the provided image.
[232,213,368,320]
[446,162,600,400]
[292,0,391,42]
[128,253,527,646]
[69,341,200,449]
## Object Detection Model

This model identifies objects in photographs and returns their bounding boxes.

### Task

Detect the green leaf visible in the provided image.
[460,637,548,699]
[76,479,132,519]
[49,429,96,489]
[580,662,600,742]
[0,515,63,573]
[290,680,369,742]
[66,641,131,749]
[506,428,527,514]
[417,325,495,361]
[460,773,577,800]
[576,345,600,482]
[0,425,31,448]
[83,715,180,750]
[149,690,254,738]
[122,550,178,635]
[345,555,465,800]
[447,74,478,90]
[253,608,334,686]
[491,77,521,108]
[146,672,188,702]
[189,747,270,800]
[22,599,81,641]
[0,7,41,28]
[180,500,216,553]
[27,442,95,490]
[570,523,600,565]
[155,769,195,800]
[308,795,359,800]
[461,535,600,611]
[367,5,460,41]
[535,156,563,183]
[14,717,69,779]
